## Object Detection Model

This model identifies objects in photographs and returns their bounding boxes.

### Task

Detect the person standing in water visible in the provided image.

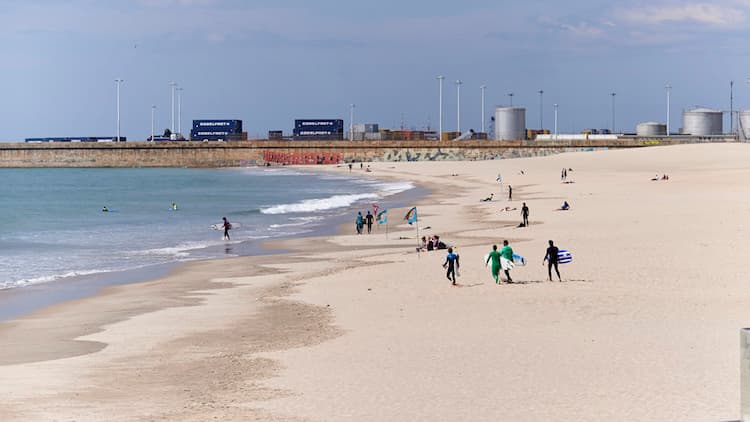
[500,240,514,283]
[443,247,460,285]
[485,244,502,284]
[222,217,232,241]
[521,202,529,227]
[172,202,178,211]
[365,211,374,234]
[543,240,562,281]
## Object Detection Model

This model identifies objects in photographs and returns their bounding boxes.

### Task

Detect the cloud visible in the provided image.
[616,3,746,26]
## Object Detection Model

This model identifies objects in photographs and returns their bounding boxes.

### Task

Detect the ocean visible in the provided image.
[0,167,414,290]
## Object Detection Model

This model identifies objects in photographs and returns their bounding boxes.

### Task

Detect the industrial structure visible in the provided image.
[682,108,723,136]
[494,107,526,141]
[636,122,668,137]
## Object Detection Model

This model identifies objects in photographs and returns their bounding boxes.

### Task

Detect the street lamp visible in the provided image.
[610,92,616,133]
[480,85,487,135]
[554,103,559,139]
[169,81,178,134]
[177,87,183,137]
[350,103,355,142]
[437,76,445,140]
[665,84,671,136]
[508,92,514,107]
[115,79,124,142]
[151,105,156,142]
[538,90,544,129]
[456,80,463,133]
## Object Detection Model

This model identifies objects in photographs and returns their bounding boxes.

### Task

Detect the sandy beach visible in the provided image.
[2,143,750,421]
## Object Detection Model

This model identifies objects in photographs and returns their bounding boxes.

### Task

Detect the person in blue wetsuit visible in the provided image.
[443,247,460,285]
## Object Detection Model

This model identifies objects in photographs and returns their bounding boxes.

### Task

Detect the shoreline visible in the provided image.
[2,143,748,421]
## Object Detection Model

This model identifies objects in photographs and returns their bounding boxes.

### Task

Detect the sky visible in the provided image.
[1,0,749,141]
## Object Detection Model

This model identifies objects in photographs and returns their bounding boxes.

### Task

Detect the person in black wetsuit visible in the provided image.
[365,211,374,234]
[443,247,460,285]
[543,240,561,281]
[222,217,231,241]
[508,185,513,201]
[521,202,529,227]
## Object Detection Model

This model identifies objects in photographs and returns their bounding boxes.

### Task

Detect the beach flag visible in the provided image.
[372,203,379,216]
[404,207,417,225]
[376,209,388,225]
[558,249,573,264]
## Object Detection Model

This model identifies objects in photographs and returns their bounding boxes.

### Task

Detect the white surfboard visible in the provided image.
[211,222,241,230]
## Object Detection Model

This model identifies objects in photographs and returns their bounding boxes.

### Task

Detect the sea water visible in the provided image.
[0,167,413,290]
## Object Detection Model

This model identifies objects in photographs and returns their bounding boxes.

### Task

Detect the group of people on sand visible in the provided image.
[355,211,375,234]
[419,235,448,252]
[651,174,669,181]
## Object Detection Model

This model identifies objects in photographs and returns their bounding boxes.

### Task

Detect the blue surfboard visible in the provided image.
[557,249,572,264]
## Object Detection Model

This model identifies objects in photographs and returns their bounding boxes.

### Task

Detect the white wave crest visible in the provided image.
[261,193,379,215]
[377,181,415,195]
[0,269,111,290]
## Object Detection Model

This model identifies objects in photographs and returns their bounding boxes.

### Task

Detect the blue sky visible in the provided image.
[1,0,748,140]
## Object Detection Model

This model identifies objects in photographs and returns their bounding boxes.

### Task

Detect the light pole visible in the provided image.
[169,81,177,134]
[480,85,487,135]
[456,80,463,133]
[508,92,514,107]
[538,90,544,129]
[115,78,124,142]
[151,105,156,142]
[554,103,558,139]
[350,103,355,142]
[665,84,671,136]
[177,87,183,137]
[610,92,616,133]
[437,76,445,140]
[731,80,735,135]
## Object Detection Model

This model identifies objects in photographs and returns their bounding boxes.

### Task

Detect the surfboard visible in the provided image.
[211,222,241,230]
[484,253,525,266]
[558,249,572,264]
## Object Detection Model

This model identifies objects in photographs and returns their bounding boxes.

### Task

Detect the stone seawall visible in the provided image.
[0,139,726,168]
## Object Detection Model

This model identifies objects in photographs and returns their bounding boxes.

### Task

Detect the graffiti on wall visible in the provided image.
[263,151,343,165]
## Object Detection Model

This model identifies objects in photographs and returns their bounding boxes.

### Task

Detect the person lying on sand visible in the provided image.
[500,206,517,212]
[481,193,494,202]
[651,174,659,181]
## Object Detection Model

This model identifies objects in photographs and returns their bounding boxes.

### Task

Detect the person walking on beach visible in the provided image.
[486,244,502,284]
[222,217,232,241]
[348,163,352,172]
[443,247,460,285]
[365,211,374,234]
[356,212,364,234]
[521,202,529,227]
[500,240,514,283]
[543,240,562,281]
[508,185,513,201]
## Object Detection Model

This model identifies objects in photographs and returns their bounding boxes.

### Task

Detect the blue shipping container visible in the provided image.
[294,119,344,132]
[193,120,242,133]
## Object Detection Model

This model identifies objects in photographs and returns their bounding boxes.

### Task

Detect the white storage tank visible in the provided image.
[636,122,667,136]
[739,110,750,139]
[494,107,526,140]
[682,108,723,136]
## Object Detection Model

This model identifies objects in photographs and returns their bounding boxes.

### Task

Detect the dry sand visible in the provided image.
[2,143,749,421]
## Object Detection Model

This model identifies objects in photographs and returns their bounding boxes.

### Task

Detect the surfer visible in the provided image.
[508,185,513,201]
[481,193,494,202]
[543,240,562,281]
[356,212,364,235]
[222,217,231,240]
[442,247,460,285]
[365,211,374,234]
[521,202,529,227]
[485,245,502,284]
[500,240,514,283]
[102,206,109,212]
[172,202,178,211]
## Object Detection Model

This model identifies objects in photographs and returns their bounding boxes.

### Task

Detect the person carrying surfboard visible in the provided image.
[543,240,562,282]
[500,240,514,283]
[222,217,232,241]
[442,247,460,286]
[485,245,502,284]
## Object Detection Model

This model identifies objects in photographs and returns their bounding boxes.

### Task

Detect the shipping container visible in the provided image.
[292,133,345,141]
[294,119,344,133]
[25,137,126,143]
[192,120,243,134]
[268,130,283,140]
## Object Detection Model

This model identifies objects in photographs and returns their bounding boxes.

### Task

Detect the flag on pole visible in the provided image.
[404,207,417,225]
[376,209,388,225]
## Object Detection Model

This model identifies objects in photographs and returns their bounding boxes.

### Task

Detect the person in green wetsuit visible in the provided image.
[485,244,502,284]
[499,239,514,283]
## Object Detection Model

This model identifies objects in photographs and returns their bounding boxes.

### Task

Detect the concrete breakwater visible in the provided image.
[0,138,728,168]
